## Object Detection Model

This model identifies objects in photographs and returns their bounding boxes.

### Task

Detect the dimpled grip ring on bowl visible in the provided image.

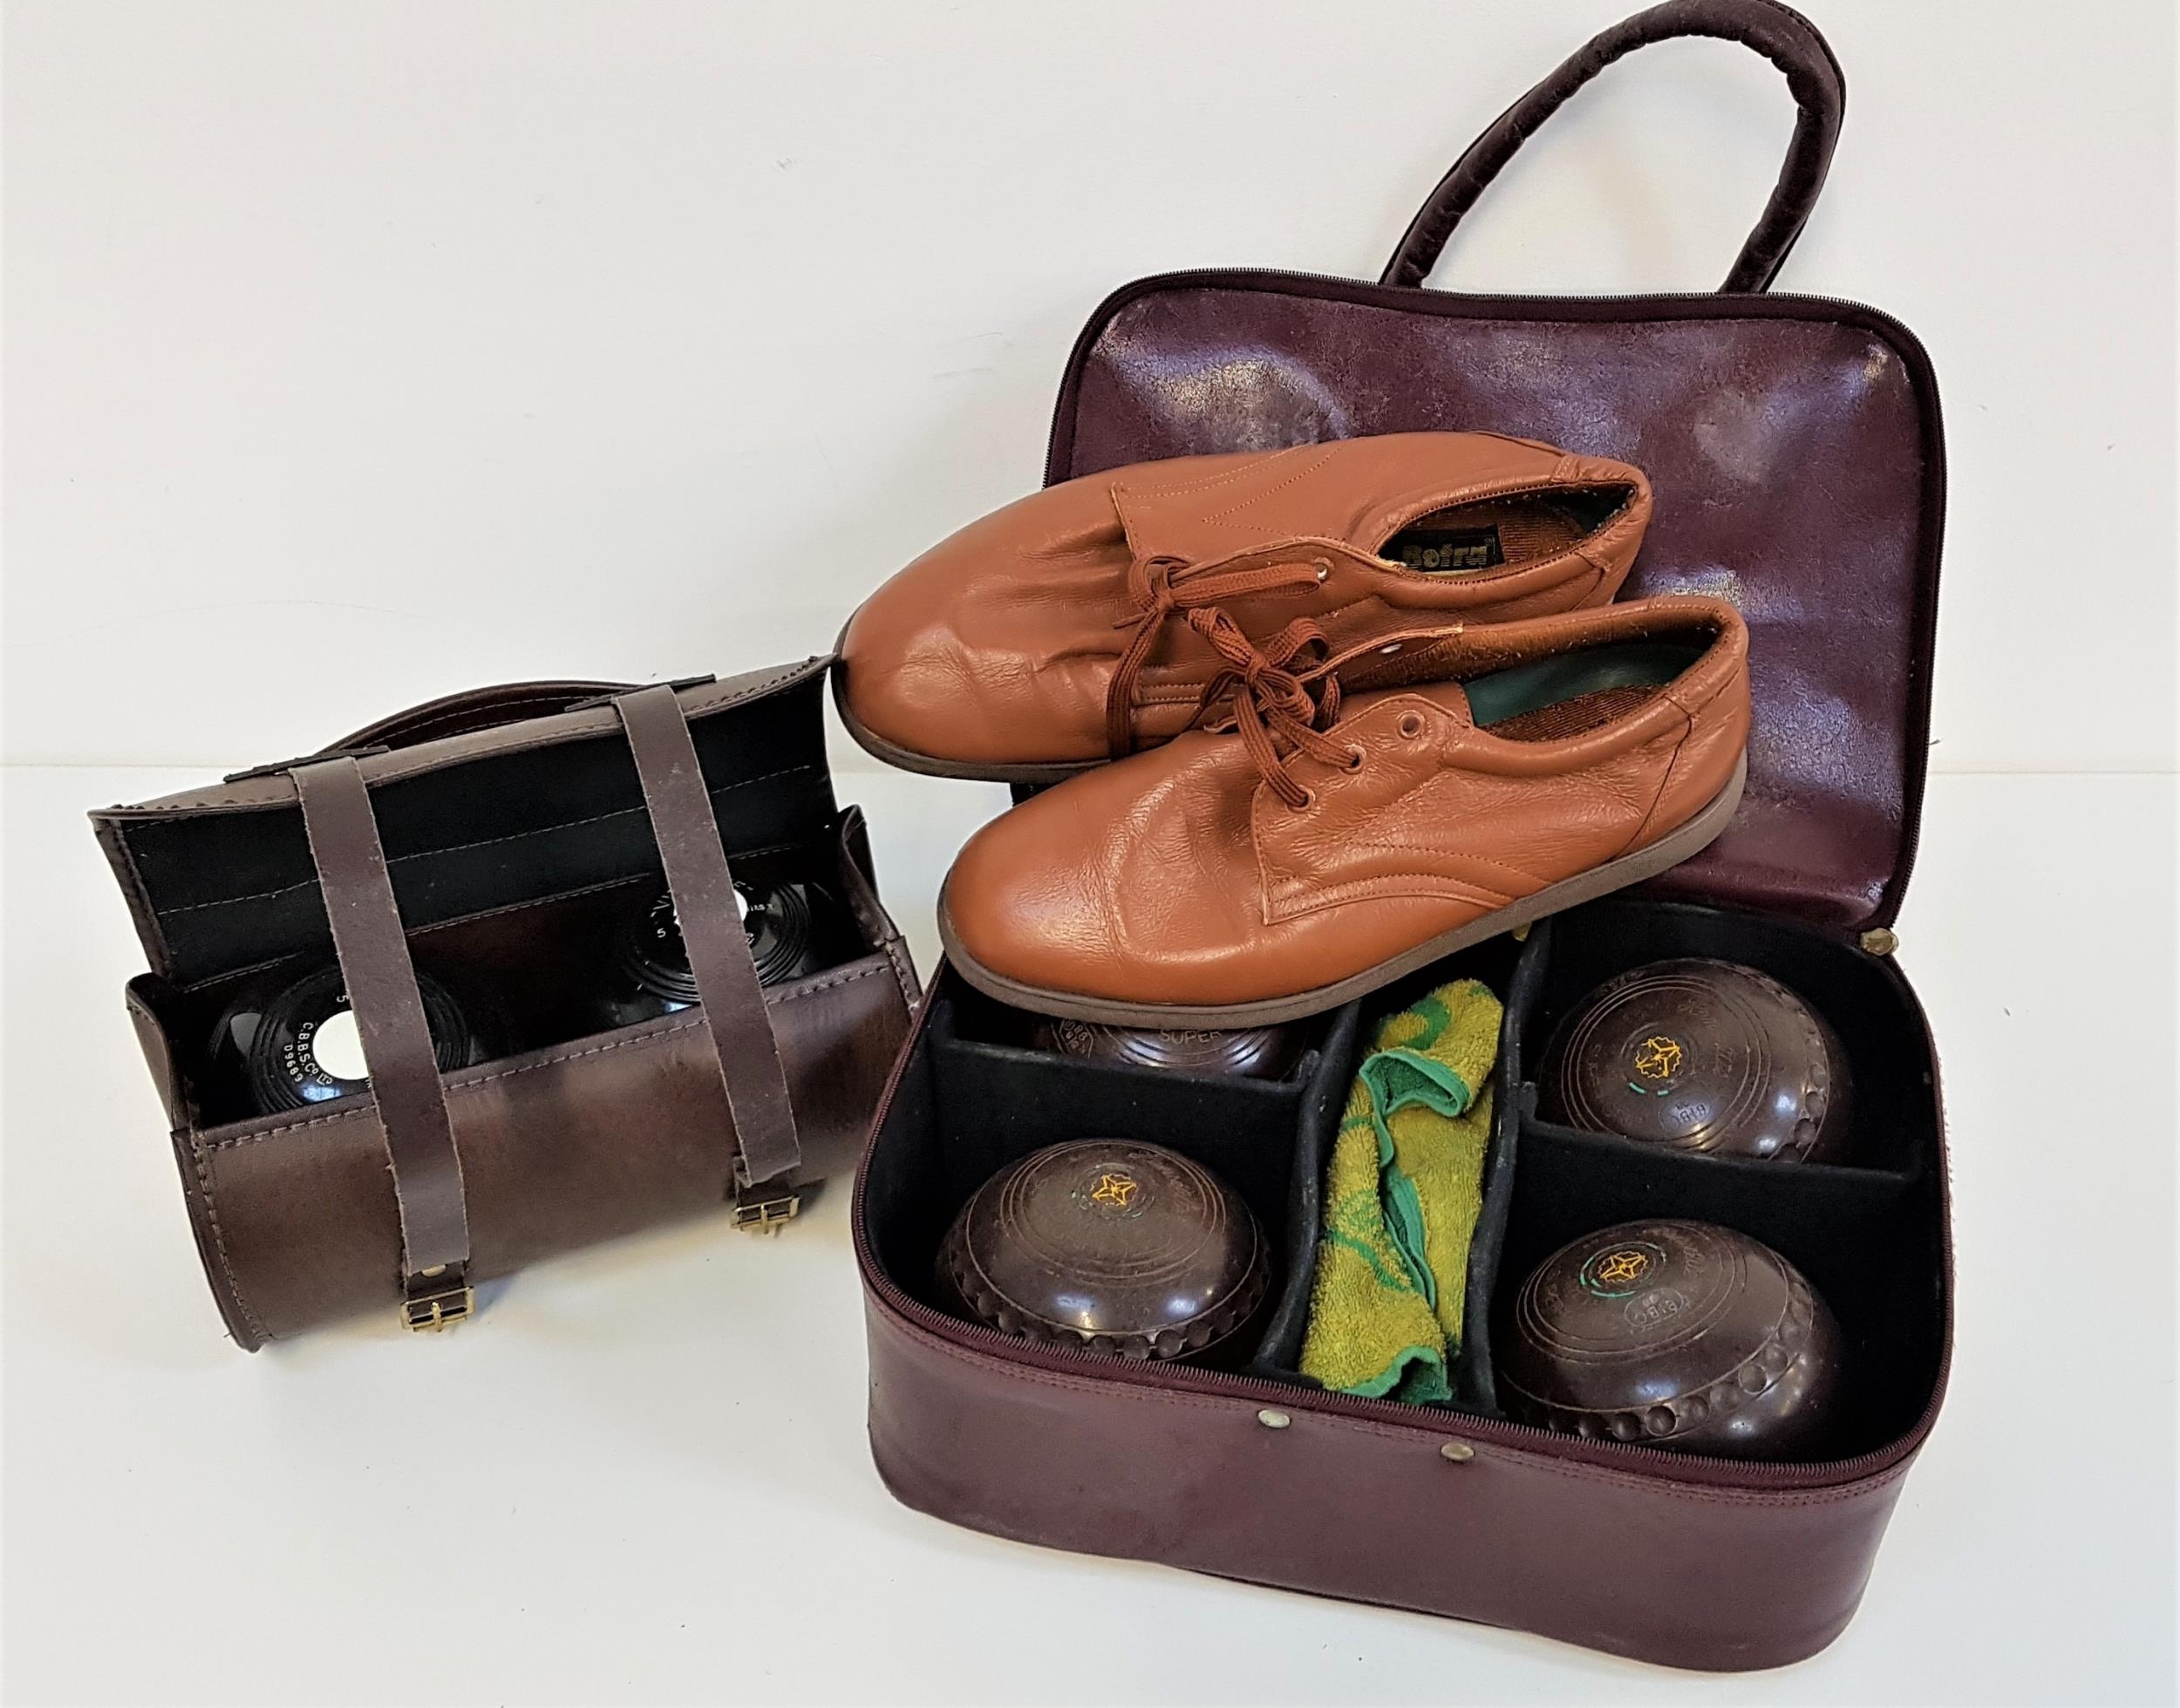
[1031,1017,1296,1079]
[1498,1218,1844,1459]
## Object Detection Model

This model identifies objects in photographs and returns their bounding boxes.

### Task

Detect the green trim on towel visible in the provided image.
[1365,1046,1477,1118]
[1343,1343,1450,1403]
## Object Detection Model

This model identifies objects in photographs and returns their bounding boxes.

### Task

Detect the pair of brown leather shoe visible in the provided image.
[838,432,1749,1027]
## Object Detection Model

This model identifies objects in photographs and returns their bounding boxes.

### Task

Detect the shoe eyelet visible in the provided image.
[1345,746,1366,772]
[1290,789,1317,813]
[1397,712,1426,740]
[1312,557,1332,582]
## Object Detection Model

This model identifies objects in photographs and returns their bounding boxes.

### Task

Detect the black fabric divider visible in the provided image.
[126,680,839,985]
[1242,1002,1359,1376]
[1450,927,1550,1412]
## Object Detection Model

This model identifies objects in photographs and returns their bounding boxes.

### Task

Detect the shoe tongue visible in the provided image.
[1335,631,1475,723]
[1409,679,1474,725]
[1346,676,1474,727]
[1113,447,1364,565]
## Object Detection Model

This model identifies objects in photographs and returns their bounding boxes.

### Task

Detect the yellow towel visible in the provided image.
[1298,979,1502,1403]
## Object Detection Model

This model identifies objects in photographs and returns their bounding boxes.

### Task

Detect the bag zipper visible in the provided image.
[1038,267,1949,934]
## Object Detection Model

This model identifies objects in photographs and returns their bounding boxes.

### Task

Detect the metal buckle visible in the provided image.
[401,1264,473,1331]
[731,1189,800,1235]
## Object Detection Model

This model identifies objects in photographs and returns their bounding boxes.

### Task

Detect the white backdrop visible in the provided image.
[4,0,2171,773]
[5,4,2177,1706]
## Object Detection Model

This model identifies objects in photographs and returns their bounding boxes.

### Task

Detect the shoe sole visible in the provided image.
[937,753,1747,1028]
[828,623,1103,786]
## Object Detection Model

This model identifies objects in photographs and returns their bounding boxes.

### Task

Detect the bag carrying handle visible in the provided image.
[1380,0,1845,295]
[287,684,807,1331]
[326,679,638,753]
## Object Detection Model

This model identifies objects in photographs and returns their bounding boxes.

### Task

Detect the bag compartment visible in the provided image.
[860,982,1359,1372]
[146,811,894,1128]
[856,912,1947,1671]
[1523,898,1936,1174]
[856,958,1940,1671]
[1483,899,1945,1460]
[1497,1119,1935,1458]
[1244,936,1529,1402]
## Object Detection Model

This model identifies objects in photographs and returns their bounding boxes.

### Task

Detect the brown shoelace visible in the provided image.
[1182,609,1359,811]
[1104,551,1330,758]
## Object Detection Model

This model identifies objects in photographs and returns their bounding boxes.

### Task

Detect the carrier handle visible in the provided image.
[1380,0,1845,294]
[324,679,636,753]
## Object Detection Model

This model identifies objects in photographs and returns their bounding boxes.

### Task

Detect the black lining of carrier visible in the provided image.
[100,670,840,988]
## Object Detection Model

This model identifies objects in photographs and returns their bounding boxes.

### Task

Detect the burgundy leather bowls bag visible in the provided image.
[95,664,916,1347]
[855,0,1951,1671]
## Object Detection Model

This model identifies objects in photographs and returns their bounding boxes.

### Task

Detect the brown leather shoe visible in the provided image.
[937,595,1748,1026]
[837,432,1651,782]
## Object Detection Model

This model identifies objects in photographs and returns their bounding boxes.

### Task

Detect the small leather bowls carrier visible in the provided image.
[94,664,916,1347]
[854,0,1952,1675]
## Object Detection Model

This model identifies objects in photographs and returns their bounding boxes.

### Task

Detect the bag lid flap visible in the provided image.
[1045,277,1941,938]
[1044,0,1939,938]
[92,660,840,985]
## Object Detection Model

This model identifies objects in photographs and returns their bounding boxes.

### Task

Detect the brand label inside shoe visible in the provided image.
[1386,526,1502,573]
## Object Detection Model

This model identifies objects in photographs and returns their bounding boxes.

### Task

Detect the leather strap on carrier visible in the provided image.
[290,755,474,1330]
[613,683,805,1219]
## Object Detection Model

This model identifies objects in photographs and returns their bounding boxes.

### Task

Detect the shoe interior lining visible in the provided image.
[1463,639,1700,738]
[1381,484,1631,575]
[1483,684,1661,742]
